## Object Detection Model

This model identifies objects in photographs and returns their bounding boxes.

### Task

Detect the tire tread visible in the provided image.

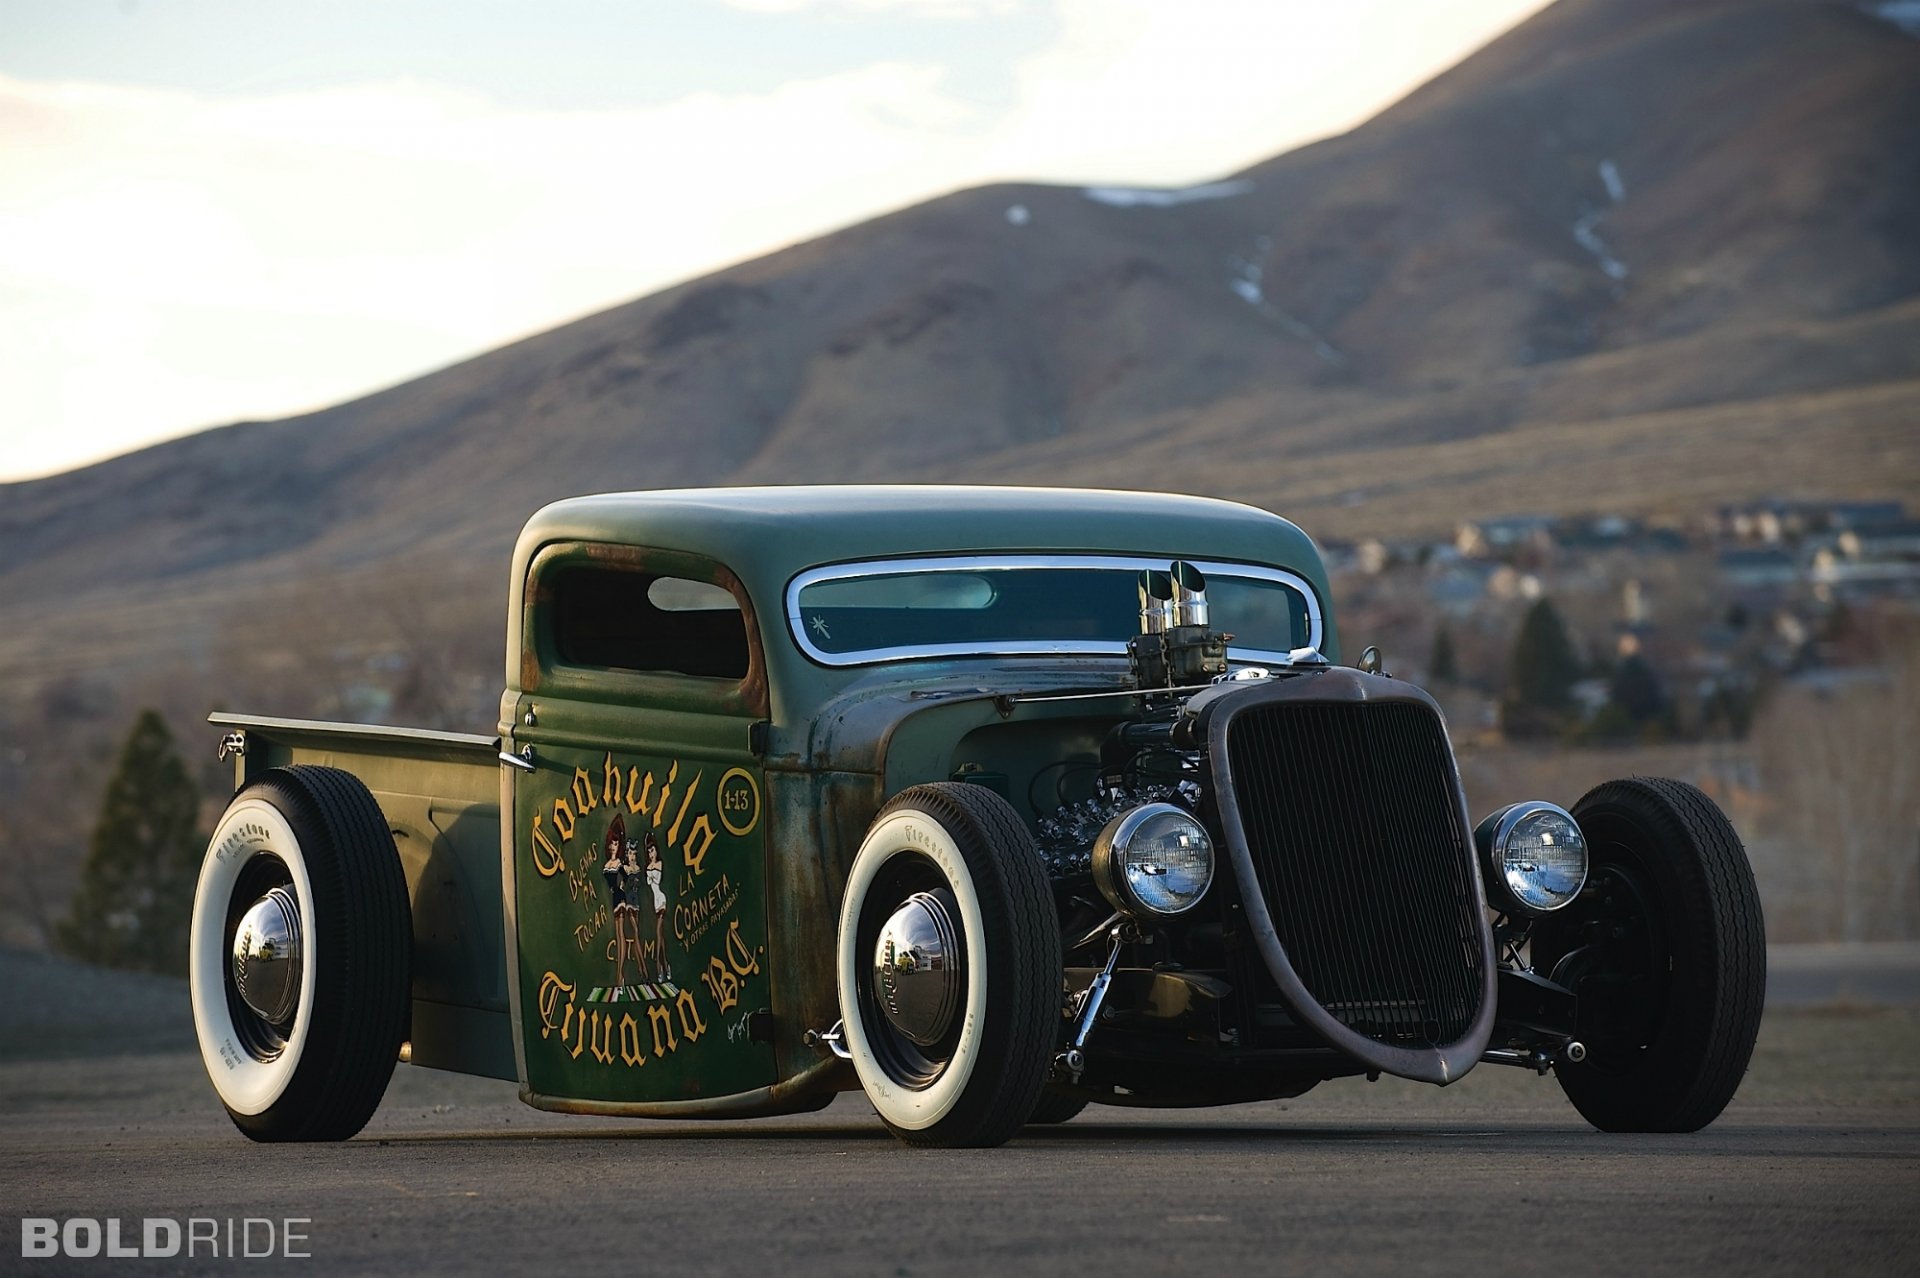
[868,782,1059,1148]
[1555,776,1766,1133]
[226,766,410,1142]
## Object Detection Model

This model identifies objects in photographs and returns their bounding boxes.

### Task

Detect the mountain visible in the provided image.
[3,0,1916,703]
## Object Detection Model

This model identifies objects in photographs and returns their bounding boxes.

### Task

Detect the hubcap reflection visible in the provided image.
[872,889,964,1047]
[231,886,303,1026]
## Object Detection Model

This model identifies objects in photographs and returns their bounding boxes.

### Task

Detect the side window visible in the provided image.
[551,566,749,680]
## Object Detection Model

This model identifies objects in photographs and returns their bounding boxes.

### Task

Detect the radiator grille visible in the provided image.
[1224,701,1485,1049]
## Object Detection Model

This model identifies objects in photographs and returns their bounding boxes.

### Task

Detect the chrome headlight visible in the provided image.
[1092,803,1215,918]
[1475,801,1588,916]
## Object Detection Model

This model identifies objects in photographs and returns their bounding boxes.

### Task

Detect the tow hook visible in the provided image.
[1481,1040,1587,1074]
[804,1020,852,1061]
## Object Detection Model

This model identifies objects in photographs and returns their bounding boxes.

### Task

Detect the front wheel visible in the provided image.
[1533,777,1766,1132]
[189,766,412,1141]
[838,783,1060,1148]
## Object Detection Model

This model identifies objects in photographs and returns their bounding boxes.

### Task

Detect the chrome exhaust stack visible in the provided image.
[1129,560,1230,692]
[1170,560,1208,628]
[1138,570,1176,635]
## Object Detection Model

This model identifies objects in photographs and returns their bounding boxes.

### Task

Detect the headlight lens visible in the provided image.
[1092,803,1215,917]
[1475,801,1588,915]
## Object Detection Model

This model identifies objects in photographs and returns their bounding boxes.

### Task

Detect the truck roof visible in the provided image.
[514,485,1323,585]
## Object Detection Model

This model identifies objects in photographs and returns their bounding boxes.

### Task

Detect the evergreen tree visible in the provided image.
[57,710,204,974]
[1608,653,1668,724]
[1429,624,1459,685]
[1500,599,1583,738]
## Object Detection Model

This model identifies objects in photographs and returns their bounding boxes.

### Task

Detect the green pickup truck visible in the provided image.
[192,486,1765,1148]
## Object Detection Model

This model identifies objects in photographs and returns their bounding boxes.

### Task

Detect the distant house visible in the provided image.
[1811,519,1920,599]
[1717,547,1799,591]
[1838,519,1920,561]
[1456,515,1554,560]
[1824,501,1908,530]
[1426,561,1497,612]
[1551,514,1644,550]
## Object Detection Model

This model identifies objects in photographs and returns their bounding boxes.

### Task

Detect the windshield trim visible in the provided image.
[784,553,1324,668]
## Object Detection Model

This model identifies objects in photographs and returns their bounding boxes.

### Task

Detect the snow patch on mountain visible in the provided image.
[1868,1,1920,37]
[1574,158,1629,281]
[1224,243,1344,364]
[1599,158,1626,205]
[1227,252,1264,306]
[1083,180,1253,208]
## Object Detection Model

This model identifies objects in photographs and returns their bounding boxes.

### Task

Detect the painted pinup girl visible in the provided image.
[645,833,669,984]
[602,814,636,987]
[645,832,668,978]
[622,834,650,982]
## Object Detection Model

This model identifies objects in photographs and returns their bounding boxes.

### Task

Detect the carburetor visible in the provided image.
[1127,561,1231,690]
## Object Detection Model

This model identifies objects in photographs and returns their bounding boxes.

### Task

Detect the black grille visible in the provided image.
[1224,701,1485,1049]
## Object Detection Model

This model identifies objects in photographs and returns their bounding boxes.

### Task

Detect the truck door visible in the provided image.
[506,544,775,1107]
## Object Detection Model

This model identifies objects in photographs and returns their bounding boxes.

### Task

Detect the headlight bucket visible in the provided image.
[1474,801,1589,916]
[1092,803,1215,918]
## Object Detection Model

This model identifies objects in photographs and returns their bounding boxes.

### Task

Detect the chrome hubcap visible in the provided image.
[872,889,963,1047]
[231,886,302,1025]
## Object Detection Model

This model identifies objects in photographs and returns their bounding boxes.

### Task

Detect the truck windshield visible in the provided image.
[787,555,1321,667]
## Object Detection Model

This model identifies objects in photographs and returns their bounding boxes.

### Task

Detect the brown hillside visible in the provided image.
[1,0,1915,702]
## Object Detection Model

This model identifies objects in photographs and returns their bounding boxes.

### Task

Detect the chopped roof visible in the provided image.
[514,485,1323,593]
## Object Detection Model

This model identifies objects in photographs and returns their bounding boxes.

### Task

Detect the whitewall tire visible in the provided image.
[837,783,1059,1148]
[190,766,411,1141]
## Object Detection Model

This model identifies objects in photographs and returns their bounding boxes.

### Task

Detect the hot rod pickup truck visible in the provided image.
[193,486,1765,1148]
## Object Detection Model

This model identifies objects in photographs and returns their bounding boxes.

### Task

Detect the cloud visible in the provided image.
[0,65,988,477]
[0,0,1551,479]
[715,0,1022,15]
[983,0,1551,185]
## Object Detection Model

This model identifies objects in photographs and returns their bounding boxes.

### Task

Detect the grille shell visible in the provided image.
[1199,670,1495,1083]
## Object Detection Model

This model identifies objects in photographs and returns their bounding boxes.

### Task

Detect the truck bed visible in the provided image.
[210,712,515,1081]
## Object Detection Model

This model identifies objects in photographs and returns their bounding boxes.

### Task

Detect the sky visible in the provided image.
[0,0,1551,482]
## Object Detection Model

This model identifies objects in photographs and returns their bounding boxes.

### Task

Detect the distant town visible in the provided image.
[1325,497,1920,744]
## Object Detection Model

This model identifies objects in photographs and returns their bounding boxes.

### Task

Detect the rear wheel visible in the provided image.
[1533,777,1765,1132]
[838,783,1060,1148]
[190,766,411,1141]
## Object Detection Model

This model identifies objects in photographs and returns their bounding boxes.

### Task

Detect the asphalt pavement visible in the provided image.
[2,948,1915,1276]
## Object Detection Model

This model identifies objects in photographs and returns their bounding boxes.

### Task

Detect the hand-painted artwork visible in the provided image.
[515,748,774,1103]
[598,817,672,994]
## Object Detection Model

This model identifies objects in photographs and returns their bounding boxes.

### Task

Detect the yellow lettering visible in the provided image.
[675,987,708,1042]
[648,1003,678,1057]
[667,771,702,848]
[724,918,762,978]
[587,1011,616,1065]
[652,761,680,828]
[701,958,740,1013]
[536,971,574,1038]
[682,814,716,877]
[618,1014,647,1067]
[626,766,654,817]
[603,753,620,807]
[571,767,598,818]
[530,814,564,878]
[560,999,588,1059]
[553,796,576,843]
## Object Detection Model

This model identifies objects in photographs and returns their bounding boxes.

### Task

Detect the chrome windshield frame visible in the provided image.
[784,553,1325,668]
